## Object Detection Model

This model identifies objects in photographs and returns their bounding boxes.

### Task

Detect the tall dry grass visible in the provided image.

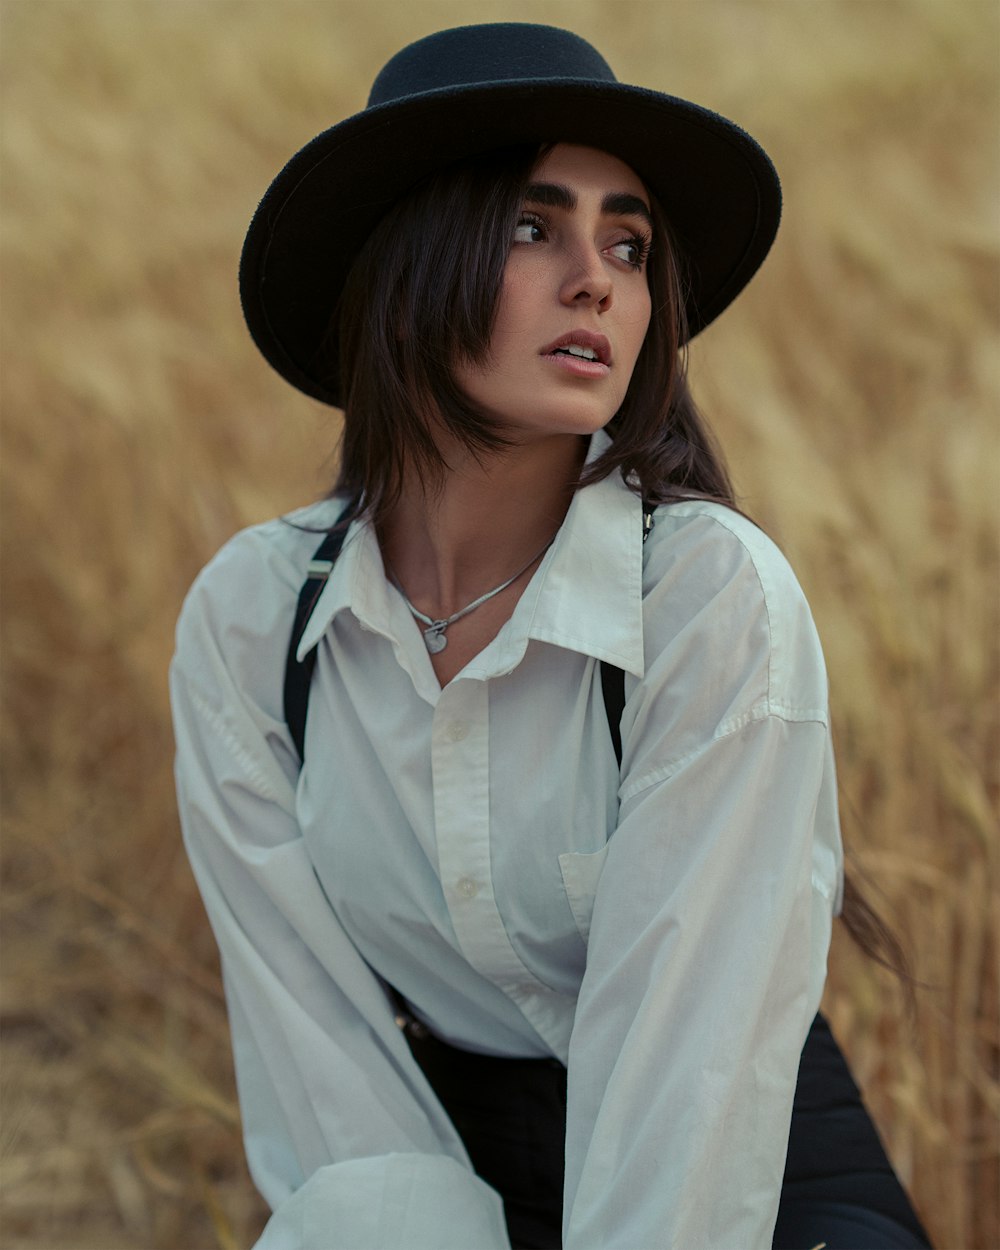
[1,2,996,1247]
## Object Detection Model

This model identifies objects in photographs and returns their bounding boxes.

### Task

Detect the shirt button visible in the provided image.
[455,876,479,899]
[445,721,468,743]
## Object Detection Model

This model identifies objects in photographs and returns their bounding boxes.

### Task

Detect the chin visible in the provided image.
[501,420,607,447]
[503,401,620,440]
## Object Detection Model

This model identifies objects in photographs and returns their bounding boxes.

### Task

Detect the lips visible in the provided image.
[540,330,613,367]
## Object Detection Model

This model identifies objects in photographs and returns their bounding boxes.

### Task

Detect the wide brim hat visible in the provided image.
[240,22,781,408]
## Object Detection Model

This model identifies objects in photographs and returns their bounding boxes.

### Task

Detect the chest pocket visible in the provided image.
[558,843,612,943]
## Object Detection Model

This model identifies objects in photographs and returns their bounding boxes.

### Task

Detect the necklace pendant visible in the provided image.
[424,623,448,654]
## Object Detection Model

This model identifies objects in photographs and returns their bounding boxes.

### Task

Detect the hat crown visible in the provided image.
[367,23,618,108]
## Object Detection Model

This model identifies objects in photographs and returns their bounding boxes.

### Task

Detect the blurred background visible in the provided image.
[1,1,997,1247]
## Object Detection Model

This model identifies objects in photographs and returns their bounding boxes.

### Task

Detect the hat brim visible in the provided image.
[240,79,781,407]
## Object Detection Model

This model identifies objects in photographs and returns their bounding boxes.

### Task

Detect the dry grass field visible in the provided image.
[1,1,997,1247]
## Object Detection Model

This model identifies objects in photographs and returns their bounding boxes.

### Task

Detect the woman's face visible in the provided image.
[454,144,653,443]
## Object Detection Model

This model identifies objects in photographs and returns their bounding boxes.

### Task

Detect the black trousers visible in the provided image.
[404,1013,932,1250]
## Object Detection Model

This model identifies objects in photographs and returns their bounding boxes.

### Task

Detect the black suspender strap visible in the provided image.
[600,662,625,769]
[596,502,654,768]
[284,502,358,761]
[641,498,657,544]
[599,500,655,767]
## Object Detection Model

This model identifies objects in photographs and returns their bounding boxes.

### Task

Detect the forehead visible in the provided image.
[528,144,649,205]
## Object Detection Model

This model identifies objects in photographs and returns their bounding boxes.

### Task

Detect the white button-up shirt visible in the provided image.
[171,433,843,1250]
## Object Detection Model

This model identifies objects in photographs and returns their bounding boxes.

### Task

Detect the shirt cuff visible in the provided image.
[253,1152,511,1250]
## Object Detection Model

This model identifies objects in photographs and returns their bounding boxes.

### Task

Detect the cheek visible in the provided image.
[498,262,545,316]
[625,291,653,360]
[611,294,652,399]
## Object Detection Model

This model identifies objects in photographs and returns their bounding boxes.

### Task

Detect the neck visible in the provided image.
[379,432,587,616]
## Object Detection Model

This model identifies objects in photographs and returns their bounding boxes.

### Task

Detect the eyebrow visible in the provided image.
[524,181,653,230]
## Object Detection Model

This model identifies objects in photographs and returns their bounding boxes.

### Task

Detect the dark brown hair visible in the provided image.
[332,146,538,521]
[329,144,911,989]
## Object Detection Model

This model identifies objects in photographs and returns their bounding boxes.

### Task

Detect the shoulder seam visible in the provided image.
[620,707,828,804]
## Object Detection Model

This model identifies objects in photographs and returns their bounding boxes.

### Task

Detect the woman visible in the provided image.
[171,23,931,1250]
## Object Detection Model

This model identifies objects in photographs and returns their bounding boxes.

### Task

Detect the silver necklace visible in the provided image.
[389,537,555,653]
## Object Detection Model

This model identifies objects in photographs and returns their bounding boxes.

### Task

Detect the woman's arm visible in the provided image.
[562,507,841,1250]
[171,532,510,1250]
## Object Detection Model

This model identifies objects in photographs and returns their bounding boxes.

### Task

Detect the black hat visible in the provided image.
[240,22,781,408]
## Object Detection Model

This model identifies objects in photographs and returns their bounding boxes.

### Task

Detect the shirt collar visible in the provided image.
[297,430,646,679]
[293,514,393,660]
[497,431,645,677]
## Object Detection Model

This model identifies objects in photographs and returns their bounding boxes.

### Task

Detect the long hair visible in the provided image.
[329,144,911,989]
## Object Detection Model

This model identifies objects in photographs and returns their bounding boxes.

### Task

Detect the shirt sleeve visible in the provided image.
[562,510,841,1250]
[170,537,510,1250]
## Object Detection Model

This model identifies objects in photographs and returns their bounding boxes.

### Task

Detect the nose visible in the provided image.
[558,245,613,310]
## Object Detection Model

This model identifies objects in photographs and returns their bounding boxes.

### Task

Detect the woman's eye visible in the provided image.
[607,236,649,269]
[513,215,545,244]
[611,241,639,264]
